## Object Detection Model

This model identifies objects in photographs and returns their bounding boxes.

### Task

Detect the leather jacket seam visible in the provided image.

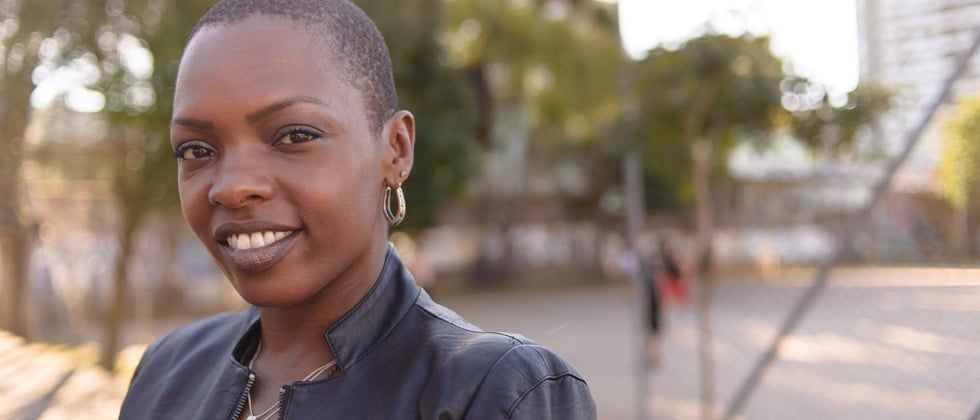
[462,343,537,418]
[503,373,587,420]
[412,304,521,343]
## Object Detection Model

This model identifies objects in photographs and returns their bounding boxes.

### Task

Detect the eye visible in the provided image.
[173,141,216,161]
[275,126,322,146]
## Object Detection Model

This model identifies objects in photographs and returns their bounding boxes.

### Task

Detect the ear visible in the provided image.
[381,110,415,187]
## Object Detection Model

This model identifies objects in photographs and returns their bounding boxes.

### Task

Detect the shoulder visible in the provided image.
[409,293,538,360]
[408,297,595,419]
[468,343,596,419]
[133,310,250,376]
[122,310,253,418]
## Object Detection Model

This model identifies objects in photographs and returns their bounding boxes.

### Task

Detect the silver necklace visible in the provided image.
[246,341,338,420]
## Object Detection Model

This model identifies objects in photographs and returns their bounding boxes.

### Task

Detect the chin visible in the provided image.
[235,288,302,309]
[233,277,326,309]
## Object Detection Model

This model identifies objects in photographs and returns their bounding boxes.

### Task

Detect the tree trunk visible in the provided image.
[967,186,977,259]
[0,226,32,337]
[955,200,968,259]
[101,221,136,370]
[0,54,38,339]
[690,138,716,420]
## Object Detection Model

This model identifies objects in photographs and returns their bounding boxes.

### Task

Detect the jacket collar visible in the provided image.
[232,244,421,371]
[326,245,421,370]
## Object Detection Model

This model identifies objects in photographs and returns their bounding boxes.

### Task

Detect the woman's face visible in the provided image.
[171,15,389,308]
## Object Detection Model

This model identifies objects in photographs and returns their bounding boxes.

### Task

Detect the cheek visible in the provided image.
[341,160,383,219]
[178,178,211,235]
[296,162,379,235]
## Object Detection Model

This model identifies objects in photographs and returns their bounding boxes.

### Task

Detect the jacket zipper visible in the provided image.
[230,372,256,420]
[277,386,290,419]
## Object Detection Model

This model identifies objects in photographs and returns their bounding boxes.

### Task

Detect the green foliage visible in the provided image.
[632,34,786,139]
[0,0,85,224]
[786,79,891,158]
[448,0,622,142]
[443,0,623,207]
[627,33,787,209]
[937,96,980,209]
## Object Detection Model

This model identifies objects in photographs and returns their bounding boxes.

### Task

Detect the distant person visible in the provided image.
[619,246,662,367]
[658,239,688,305]
[119,1,595,418]
[643,251,662,367]
[641,238,691,367]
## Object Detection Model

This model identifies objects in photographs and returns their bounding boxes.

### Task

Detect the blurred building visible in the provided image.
[858,0,980,183]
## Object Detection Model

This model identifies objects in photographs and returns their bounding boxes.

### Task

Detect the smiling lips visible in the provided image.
[221,230,298,272]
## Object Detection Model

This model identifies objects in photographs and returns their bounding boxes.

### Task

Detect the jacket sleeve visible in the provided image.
[465,344,597,420]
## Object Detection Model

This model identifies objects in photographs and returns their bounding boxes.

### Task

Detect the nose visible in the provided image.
[207,152,274,208]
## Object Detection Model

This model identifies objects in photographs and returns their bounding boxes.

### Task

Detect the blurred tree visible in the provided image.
[0,0,39,339]
[629,33,785,275]
[627,33,786,415]
[442,0,622,276]
[355,0,478,230]
[785,79,891,160]
[0,0,110,339]
[937,96,980,257]
[444,0,620,147]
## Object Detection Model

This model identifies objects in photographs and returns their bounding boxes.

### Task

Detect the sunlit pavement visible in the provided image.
[0,331,129,419]
[442,267,980,420]
[4,267,980,419]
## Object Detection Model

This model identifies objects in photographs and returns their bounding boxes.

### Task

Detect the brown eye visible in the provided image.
[275,126,321,145]
[174,142,215,161]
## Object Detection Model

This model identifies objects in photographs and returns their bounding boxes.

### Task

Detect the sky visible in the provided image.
[617,0,860,92]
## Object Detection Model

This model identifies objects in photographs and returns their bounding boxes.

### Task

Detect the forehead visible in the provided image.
[175,15,359,116]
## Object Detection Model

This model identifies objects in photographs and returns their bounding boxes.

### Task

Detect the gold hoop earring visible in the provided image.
[383,182,406,227]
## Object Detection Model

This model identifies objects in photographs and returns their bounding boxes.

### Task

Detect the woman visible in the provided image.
[119,0,596,418]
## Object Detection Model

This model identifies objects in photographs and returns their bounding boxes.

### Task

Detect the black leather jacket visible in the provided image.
[120,246,596,419]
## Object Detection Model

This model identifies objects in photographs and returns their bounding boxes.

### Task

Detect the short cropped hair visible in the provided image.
[189,0,398,136]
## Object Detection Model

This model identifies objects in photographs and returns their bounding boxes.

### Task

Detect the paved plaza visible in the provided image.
[2,267,980,419]
[442,267,980,419]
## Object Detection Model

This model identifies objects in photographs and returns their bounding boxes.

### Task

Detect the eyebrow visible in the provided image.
[245,96,332,124]
[171,118,214,130]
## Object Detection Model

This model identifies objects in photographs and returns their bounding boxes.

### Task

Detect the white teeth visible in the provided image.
[227,231,291,250]
[250,232,265,247]
[237,234,251,249]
